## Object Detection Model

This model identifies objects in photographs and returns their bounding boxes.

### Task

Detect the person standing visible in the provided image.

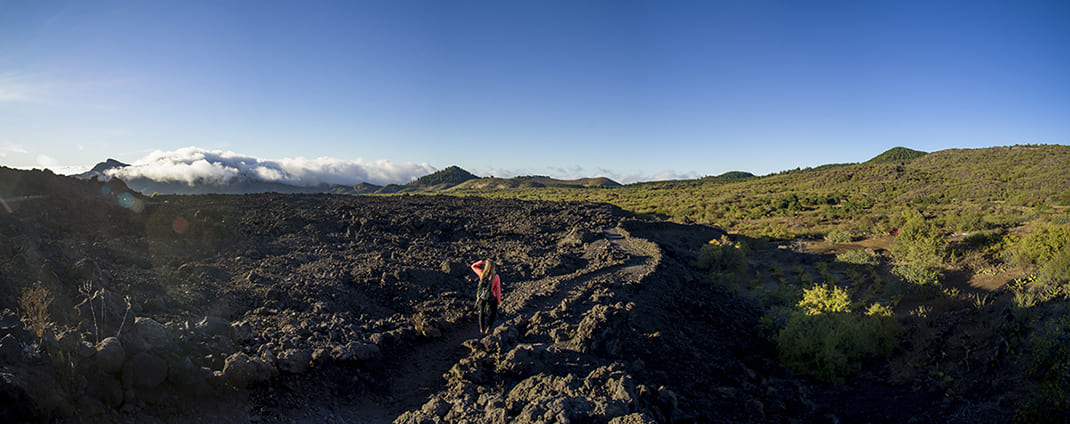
[471,259,501,335]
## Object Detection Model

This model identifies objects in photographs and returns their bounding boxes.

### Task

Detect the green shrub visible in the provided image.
[1016,314,1070,423]
[692,235,749,277]
[863,303,901,355]
[836,249,878,265]
[1012,223,1070,267]
[824,229,854,243]
[892,262,940,286]
[777,312,859,382]
[962,230,1002,249]
[891,210,947,268]
[1013,223,1070,287]
[798,283,851,315]
[1040,248,1070,286]
[775,302,900,383]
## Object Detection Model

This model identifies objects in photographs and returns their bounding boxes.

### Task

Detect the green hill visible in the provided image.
[411,165,478,188]
[450,145,1070,237]
[867,146,928,163]
[703,171,756,181]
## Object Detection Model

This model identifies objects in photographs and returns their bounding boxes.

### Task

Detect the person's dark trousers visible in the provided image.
[478,299,498,334]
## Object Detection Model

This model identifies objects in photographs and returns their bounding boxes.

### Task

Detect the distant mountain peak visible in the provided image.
[74,158,130,180]
[411,166,478,187]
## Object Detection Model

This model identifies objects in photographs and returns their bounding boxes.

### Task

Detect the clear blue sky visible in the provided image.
[2,0,1068,183]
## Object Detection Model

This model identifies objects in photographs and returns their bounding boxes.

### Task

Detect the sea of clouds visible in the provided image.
[105,147,436,187]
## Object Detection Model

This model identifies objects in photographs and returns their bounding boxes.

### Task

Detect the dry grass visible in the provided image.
[18,283,53,338]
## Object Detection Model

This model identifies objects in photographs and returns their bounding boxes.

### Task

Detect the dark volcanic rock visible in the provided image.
[95,337,126,374]
[124,352,168,388]
[223,352,276,388]
[1,167,943,424]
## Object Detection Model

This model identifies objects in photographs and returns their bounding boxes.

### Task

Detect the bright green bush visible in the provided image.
[798,283,851,315]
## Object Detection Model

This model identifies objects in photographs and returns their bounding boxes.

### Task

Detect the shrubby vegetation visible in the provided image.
[889,210,946,286]
[691,235,749,278]
[1011,222,1070,286]
[18,282,53,338]
[1017,314,1070,423]
[824,229,853,243]
[835,249,878,265]
[443,145,1070,410]
[456,145,1069,243]
[776,284,900,383]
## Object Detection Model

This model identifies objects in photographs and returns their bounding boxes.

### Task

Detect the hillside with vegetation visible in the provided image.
[452,175,621,190]
[328,166,619,194]
[445,144,1070,422]
[5,145,1070,422]
[452,144,1070,237]
[866,146,928,163]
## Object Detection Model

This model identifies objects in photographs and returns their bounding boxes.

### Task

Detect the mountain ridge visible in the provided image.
[71,145,1059,197]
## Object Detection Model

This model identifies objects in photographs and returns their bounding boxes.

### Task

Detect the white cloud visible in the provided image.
[36,154,59,168]
[105,146,436,187]
[0,144,28,158]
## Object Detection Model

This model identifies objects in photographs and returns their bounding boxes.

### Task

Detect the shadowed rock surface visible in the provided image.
[0,166,1026,423]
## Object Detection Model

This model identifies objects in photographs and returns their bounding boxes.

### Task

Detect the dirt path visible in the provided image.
[343,226,658,423]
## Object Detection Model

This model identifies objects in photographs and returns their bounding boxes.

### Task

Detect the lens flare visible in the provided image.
[118,192,135,208]
[172,216,190,234]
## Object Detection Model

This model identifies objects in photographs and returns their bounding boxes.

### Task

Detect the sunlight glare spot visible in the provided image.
[173,216,190,234]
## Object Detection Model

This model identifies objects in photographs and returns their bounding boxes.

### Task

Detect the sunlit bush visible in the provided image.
[891,210,946,268]
[1012,222,1070,287]
[798,283,851,315]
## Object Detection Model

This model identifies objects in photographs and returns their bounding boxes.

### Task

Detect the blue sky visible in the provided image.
[2,0,1068,184]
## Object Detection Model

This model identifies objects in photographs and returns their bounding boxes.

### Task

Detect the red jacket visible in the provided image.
[471,261,501,304]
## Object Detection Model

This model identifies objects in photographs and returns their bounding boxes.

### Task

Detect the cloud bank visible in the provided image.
[106,147,436,187]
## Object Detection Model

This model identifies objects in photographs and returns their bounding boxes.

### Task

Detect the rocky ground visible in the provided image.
[0,167,1046,423]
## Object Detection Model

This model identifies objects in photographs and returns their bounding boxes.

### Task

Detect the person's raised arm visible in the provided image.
[471,260,485,275]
